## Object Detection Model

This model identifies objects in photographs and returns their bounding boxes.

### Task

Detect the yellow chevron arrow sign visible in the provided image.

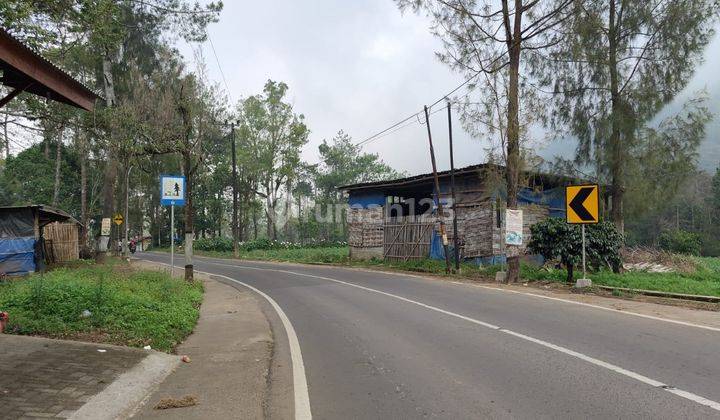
[566,185,599,224]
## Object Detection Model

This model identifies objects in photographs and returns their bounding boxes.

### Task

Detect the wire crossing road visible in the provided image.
[140,253,720,419]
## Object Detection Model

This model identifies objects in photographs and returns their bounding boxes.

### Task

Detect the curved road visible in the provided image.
[140,252,720,419]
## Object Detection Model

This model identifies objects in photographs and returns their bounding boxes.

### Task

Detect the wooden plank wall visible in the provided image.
[44,222,79,262]
[383,216,433,262]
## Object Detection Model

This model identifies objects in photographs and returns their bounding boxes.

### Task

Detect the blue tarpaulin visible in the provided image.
[0,237,36,275]
[348,192,385,208]
[429,230,458,262]
[517,187,566,218]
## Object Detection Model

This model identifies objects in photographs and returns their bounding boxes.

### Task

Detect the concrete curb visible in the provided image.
[70,352,181,420]
[596,285,720,303]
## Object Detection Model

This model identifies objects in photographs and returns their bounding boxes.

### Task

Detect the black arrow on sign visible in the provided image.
[569,187,594,221]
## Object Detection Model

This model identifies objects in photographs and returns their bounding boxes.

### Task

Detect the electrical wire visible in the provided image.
[355,71,480,147]
[207,34,233,104]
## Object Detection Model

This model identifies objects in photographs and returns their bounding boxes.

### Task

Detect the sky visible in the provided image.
[175,1,720,176]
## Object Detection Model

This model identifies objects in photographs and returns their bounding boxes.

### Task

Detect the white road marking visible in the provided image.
[182,253,720,333]
[202,260,720,413]
[467,284,720,333]
[142,260,312,420]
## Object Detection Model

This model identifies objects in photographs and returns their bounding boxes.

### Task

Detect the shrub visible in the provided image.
[194,237,233,252]
[238,238,347,251]
[659,229,701,256]
[528,218,623,282]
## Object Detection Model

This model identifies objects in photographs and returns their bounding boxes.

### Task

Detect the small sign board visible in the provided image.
[101,218,111,236]
[113,213,124,226]
[160,175,185,206]
[505,209,523,246]
[566,185,599,224]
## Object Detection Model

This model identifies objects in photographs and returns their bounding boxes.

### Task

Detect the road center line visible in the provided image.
[205,260,720,413]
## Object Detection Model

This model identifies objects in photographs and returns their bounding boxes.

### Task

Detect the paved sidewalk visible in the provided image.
[132,275,275,419]
[0,335,147,419]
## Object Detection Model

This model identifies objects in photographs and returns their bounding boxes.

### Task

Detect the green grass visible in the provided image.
[519,263,720,297]
[153,246,720,298]
[191,246,351,264]
[0,260,203,352]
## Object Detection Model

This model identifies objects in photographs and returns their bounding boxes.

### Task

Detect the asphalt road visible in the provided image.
[140,252,720,419]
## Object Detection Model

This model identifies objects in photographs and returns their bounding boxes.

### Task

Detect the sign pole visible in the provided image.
[565,184,599,288]
[170,204,175,277]
[582,224,586,281]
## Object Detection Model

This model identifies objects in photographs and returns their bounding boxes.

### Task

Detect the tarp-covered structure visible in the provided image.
[0,205,79,275]
[340,163,607,262]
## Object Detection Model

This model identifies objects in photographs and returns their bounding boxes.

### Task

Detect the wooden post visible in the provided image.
[230,121,239,257]
[423,105,452,274]
[447,102,460,272]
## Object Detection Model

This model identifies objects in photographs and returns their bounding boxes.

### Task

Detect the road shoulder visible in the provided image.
[131,272,275,419]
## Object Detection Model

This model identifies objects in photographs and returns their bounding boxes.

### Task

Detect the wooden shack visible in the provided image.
[340,164,602,263]
[0,205,80,274]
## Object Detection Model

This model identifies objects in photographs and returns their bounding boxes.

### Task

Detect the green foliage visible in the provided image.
[0,143,86,212]
[315,130,402,200]
[195,237,234,252]
[528,218,623,282]
[188,246,350,265]
[0,263,203,352]
[239,238,347,251]
[519,262,720,298]
[659,230,701,256]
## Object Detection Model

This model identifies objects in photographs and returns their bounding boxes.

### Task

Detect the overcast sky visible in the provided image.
[176,1,720,176]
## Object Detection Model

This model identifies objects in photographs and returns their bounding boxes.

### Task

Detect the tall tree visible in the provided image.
[397,0,574,282]
[237,81,309,240]
[532,0,719,233]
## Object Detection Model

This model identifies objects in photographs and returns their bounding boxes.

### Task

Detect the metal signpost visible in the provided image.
[160,175,186,277]
[565,184,600,287]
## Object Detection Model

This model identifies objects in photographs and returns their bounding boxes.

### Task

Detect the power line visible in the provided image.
[207,34,233,104]
[355,71,481,147]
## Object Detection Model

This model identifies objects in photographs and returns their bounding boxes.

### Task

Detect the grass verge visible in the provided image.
[152,246,720,298]
[0,259,203,352]
[519,264,720,297]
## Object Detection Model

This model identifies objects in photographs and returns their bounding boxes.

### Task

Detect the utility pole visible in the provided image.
[447,102,460,272]
[123,164,133,257]
[424,105,452,274]
[228,121,239,258]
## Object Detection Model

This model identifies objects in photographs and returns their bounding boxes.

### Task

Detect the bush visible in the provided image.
[528,218,623,282]
[0,263,202,351]
[659,229,701,256]
[238,238,347,251]
[194,237,233,252]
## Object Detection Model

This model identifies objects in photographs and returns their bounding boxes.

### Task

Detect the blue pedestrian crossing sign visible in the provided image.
[160,175,185,206]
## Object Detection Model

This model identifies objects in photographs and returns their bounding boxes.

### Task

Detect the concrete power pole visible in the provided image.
[229,121,239,257]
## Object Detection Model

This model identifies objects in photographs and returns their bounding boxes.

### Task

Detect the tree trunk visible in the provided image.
[44,132,50,159]
[566,263,574,283]
[97,54,117,257]
[80,142,88,250]
[265,191,276,240]
[52,126,64,207]
[505,1,523,283]
[608,0,624,236]
[183,151,194,281]
[3,112,8,159]
[253,205,258,240]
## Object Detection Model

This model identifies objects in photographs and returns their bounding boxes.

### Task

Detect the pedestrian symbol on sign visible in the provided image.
[160,175,185,206]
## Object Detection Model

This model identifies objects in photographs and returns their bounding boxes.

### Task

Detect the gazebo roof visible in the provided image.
[0,27,101,111]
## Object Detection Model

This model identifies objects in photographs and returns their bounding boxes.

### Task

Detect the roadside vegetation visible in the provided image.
[161,236,720,298]
[0,260,202,352]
